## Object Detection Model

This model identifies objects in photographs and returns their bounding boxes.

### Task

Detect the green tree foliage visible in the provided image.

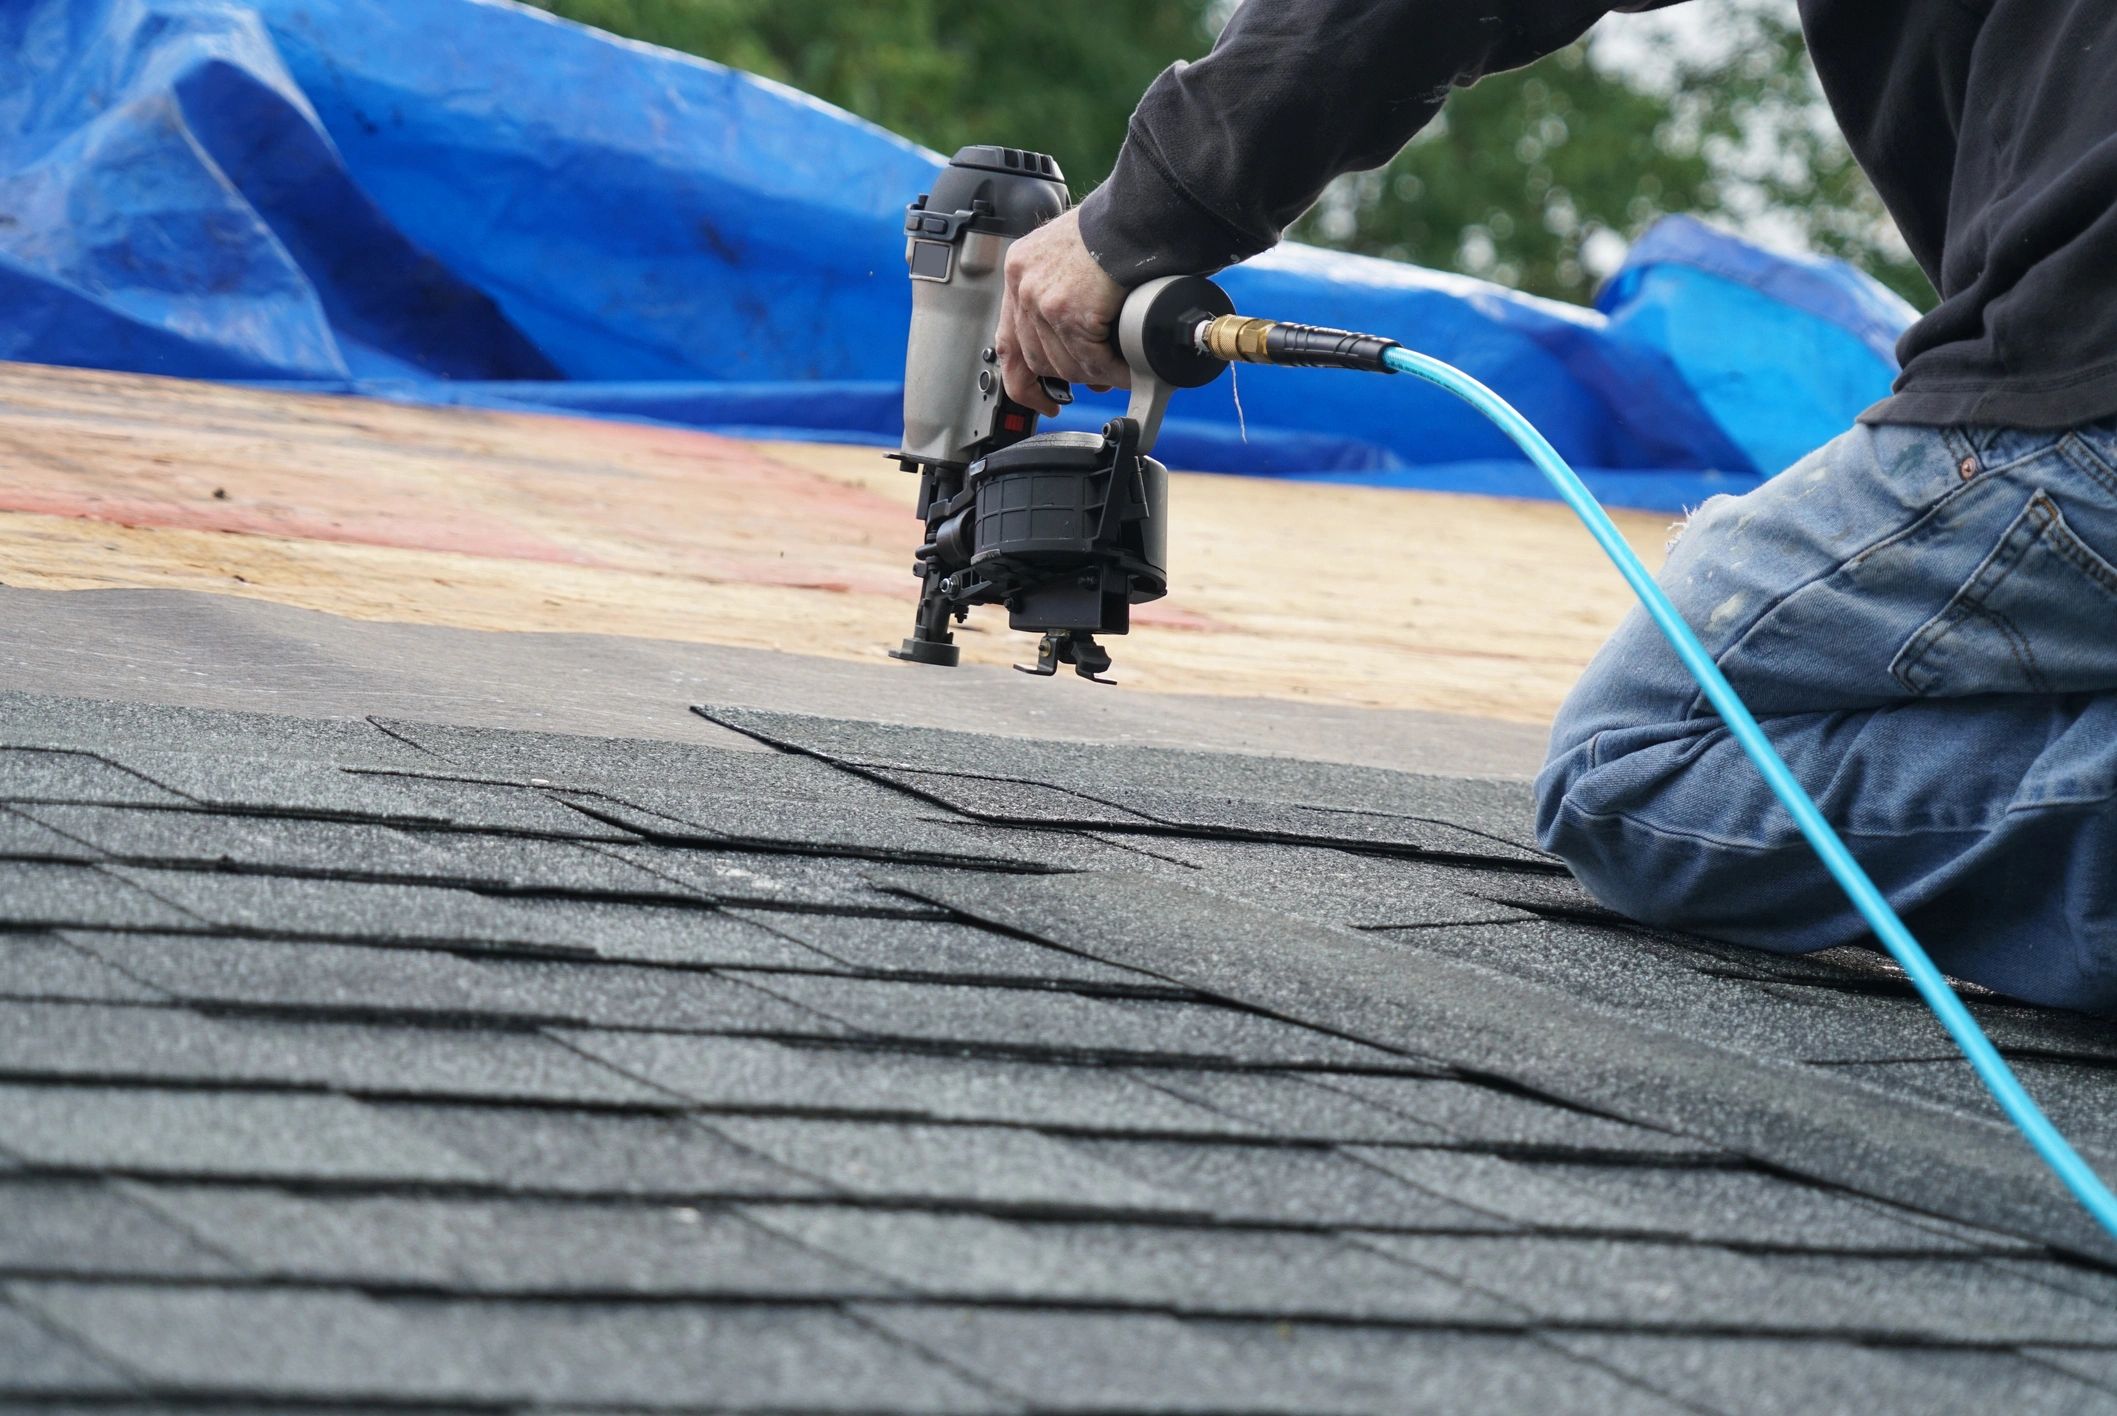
[524,0,1930,310]
[1291,45,1710,304]
[519,0,1218,199]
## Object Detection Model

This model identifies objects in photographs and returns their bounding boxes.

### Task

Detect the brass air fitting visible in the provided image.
[1200,315,1278,364]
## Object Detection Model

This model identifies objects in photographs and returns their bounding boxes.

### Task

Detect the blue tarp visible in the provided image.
[0,0,1922,511]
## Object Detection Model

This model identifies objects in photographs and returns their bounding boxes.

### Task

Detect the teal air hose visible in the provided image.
[1373,341,2117,1240]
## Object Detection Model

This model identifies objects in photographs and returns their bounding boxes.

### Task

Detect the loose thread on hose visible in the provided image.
[1377,342,2117,1242]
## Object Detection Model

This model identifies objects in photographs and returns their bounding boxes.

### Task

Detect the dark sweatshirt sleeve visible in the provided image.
[1078,0,1675,281]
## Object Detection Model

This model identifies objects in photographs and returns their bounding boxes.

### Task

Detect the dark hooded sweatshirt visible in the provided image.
[1077,1,2117,429]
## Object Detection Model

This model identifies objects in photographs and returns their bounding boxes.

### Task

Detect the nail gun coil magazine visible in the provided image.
[914,420,1168,682]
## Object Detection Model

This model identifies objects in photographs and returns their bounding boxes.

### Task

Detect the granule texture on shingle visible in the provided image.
[16,803,458,878]
[61,931,845,1032]
[0,861,202,931]
[598,842,933,911]
[0,1178,241,1277]
[0,1298,134,1395]
[1355,1146,1991,1253]
[0,806,102,862]
[731,908,1175,986]
[1129,1068,1451,1143]
[738,972,1408,1067]
[555,1031,1249,1134]
[454,896,844,969]
[0,934,166,1003]
[374,719,915,821]
[707,1115,1193,1213]
[1073,1137,1517,1230]
[15,1284,1003,1409]
[1308,1072,1713,1157]
[379,832,679,893]
[0,692,432,767]
[100,866,607,952]
[134,1188,885,1296]
[1359,1232,2117,1343]
[1113,835,1539,929]
[1555,1335,2117,1416]
[743,1206,1518,1321]
[375,1103,836,1198]
[0,1084,486,1182]
[0,748,191,807]
[859,765,1164,827]
[0,999,671,1104]
[850,1305,1693,1415]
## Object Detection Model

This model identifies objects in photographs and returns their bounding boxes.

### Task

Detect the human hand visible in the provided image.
[996,206,1129,416]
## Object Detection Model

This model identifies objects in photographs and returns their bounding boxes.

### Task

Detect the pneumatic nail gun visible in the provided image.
[888,144,1232,683]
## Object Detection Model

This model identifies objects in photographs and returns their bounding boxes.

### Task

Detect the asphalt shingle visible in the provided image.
[0,693,433,767]
[0,934,166,1004]
[0,806,100,862]
[63,931,843,1032]
[600,842,939,911]
[851,1305,1688,1415]
[556,1031,1251,1134]
[1556,1334,2117,1416]
[740,972,1411,1068]
[1116,835,1538,929]
[8,692,2117,1415]
[893,867,2117,1262]
[1128,1068,1454,1143]
[705,1116,1189,1214]
[376,1103,834,1198]
[375,715,898,807]
[1361,1233,2117,1343]
[1348,1147,1994,1253]
[745,1206,1515,1321]
[0,1298,134,1396]
[1834,1057,2117,1152]
[0,862,201,931]
[0,1178,240,1278]
[14,1284,1000,1409]
[733,909,1173,988]
[1076,1137,1516,1230]
[15,803,459,879]
[1308,1072,1715,1158]
[0,1085,485,1182]
[134,1187,881,1296]
[562,781,1026,869]
[100,867,602,953]
[0,748,190,808]
[0,999,671,1105]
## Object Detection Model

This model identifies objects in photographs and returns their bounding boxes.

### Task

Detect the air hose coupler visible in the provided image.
[1196,314,1401,374]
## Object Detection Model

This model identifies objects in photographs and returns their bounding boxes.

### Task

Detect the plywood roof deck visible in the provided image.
[0,360,1669,727]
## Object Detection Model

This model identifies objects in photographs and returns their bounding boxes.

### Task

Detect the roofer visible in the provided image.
[996,2,2117,1014]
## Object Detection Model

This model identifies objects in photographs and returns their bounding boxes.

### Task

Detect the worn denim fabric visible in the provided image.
[1538,418,2117,1012]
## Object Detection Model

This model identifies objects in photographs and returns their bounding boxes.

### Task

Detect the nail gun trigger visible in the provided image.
[1038,376,1074,407]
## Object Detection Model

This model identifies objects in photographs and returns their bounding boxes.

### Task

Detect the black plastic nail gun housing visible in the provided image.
[890,144,1229,682]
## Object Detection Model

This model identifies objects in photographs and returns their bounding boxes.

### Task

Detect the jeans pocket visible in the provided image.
[1890,490,2117,697]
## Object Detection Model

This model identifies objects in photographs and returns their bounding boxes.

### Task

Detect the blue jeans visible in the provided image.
[1537,418,2117,1013]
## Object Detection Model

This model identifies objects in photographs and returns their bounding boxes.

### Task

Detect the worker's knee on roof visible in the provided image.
[1534,715,1700,933]
[1535,723,1837,948]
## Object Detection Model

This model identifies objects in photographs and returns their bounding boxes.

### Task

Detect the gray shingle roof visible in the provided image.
[3,689,2116,1413]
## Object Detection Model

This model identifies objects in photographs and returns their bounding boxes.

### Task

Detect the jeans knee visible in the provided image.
[1534,711,1813,943]
[1534,733,1673,929]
